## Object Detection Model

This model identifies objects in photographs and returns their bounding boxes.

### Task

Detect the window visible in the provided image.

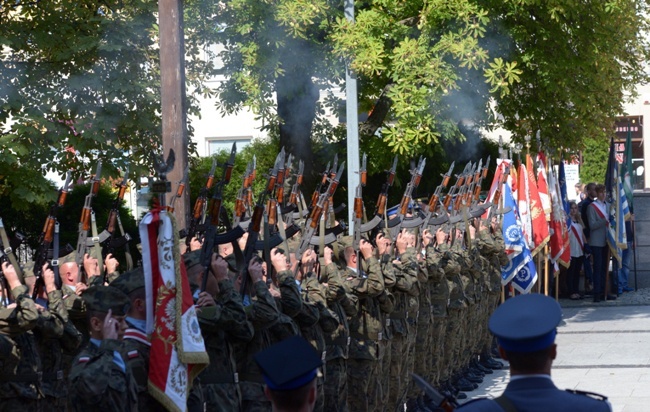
[207,138,251,156]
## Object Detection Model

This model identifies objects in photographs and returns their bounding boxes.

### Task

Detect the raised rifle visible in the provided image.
[186,158,218,249]
[463,159,482,208]
[32,171,73,298]
[167,166,189,214]
[443,162,471,212]
[472,156,490,205]
[99,169,133,274]
[488,163,511,222]
[390,156,426,238]
[375,155,398,217]
[295,162,345,261]
[199,144,237,292]
[310,161,331,209]
[238,151,284,296]
[353,154,367,272]
[233,160,252,226]
[75,161,102,283]
[422,162,455,229]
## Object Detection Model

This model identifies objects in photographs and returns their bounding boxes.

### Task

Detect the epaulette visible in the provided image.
[565,388,608,401]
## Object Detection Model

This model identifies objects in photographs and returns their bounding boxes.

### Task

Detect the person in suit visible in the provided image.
[587,184,616,302]
[456,293,612,412]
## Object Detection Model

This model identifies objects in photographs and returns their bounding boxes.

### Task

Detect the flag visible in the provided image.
[526,154,549,256]
[482,160,506,220]
[605,138,629,264]
[547,159,571,268]
[558,162,572,230]
[517,162,533,249]
[140,209,209,412]
[500,182,538,292]
[536,151,551,221]
[621,125,634,212]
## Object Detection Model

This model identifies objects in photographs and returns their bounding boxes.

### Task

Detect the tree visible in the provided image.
[0,0,208,210]
[481,0,650,150]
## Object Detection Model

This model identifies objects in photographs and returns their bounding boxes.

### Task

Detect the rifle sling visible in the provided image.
[0,218,23,281]
[90,212,104,278]
[52,222,61,289]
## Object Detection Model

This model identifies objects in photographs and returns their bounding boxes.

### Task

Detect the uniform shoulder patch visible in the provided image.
[127,350,139,359]
[565,389,608,401]
[78,356,90,363]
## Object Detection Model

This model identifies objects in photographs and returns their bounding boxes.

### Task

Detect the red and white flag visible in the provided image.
[517,162,533,249]
[547,160,571,269]
[140,209,209,412]
[536,151,551,221]
[526,154,550,256]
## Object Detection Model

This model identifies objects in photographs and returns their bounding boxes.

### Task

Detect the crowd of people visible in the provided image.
[565,182,634,302]
[0,204,512,412]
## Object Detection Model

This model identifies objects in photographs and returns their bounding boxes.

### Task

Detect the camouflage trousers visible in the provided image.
[407,314,431,399]
[386,334,405,412]
[429,316,447,384]
[347,358,379,412]
[203,382,241,412]
[324,358,348,412]
[240,381,271,412]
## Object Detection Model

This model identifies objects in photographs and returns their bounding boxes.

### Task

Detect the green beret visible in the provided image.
[82,285,131,316]
[183,250,202,270]
[110,267,144,296]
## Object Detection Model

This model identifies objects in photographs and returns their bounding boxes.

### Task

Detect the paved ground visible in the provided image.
[459,288,650,412]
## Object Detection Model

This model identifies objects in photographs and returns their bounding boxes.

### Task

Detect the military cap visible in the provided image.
[22,261,35,279]
[183,250,202,270]
[254,335,322,391]
[58,250,77,265]
[110,267,144,296]
[338,235,354,250]
[489,293,562,353]
[82,285,131,316]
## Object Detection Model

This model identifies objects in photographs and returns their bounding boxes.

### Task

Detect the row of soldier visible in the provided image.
[0,205,509,412]
[0,148,509,411]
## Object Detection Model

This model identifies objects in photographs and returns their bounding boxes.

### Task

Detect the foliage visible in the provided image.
[0,180,139,267]
[0,0,207,210]
[580,136,609,185]
[481,0,650,150]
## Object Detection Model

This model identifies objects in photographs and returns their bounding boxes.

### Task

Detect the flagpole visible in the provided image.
[544,244,549,296]
[633,218,638,291]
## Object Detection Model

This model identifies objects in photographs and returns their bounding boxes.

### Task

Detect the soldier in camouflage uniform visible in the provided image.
[384,230,419,412]
[183,250,254,412]
[298,249,340,412]
[232,256,281,412]
[68,285,139,411]
[342,235,392,412]
[320,245,357,412]
[33,263,83,411]
[0,262,40,411]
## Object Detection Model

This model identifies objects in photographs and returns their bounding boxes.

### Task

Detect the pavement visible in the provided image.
[459,287,650,412]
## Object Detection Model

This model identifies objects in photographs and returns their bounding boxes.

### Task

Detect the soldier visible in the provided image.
[341,235,390,412]
[232,256,282,412]
[184,249,254,411]
[319,244,356,412]
[0,262,40,411]
[31,262,83,411]
[384,230,419,412]
[68,285,138,411]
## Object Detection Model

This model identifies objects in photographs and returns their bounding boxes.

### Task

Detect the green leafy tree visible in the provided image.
[580,136,609,185]
[0,0,209,209]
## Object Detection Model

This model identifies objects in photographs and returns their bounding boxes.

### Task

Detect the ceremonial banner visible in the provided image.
[559,162,572,230]
[536,151,551,221]
[140,209,209,412]
[501,184,525,282]
[517,163,533,249]
[605,138,629,265]
[622,126,634,212]
[512,247,538,294]
[526,154,549,256]
[547,160,570,268]
[482,160,506,220]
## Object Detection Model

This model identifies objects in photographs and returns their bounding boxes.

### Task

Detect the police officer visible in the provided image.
[457,293,612,412]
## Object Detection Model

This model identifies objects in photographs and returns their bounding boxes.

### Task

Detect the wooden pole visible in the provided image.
[159,0,189,230]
